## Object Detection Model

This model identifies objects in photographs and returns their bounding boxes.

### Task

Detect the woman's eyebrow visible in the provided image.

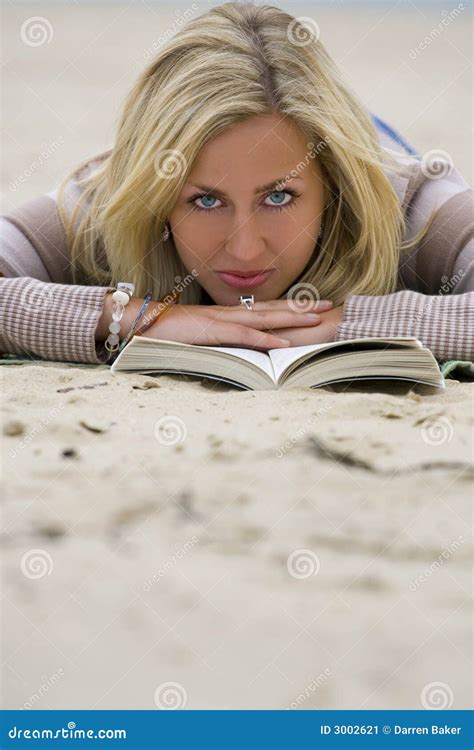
[188,176,303,197]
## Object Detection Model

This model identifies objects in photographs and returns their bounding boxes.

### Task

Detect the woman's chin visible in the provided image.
[204,282,283,306]
[209,290,262,306]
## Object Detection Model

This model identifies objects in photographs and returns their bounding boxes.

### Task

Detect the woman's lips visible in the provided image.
[216,270,273,288]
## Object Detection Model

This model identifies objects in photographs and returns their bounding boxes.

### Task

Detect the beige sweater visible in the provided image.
[1,143,473,364]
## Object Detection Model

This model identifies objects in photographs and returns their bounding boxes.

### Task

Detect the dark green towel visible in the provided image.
[439,360,474,379]
[0,354,100,369]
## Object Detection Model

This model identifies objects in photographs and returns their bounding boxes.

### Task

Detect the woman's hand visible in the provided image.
[143,298,334,351]
[269,304,345,347]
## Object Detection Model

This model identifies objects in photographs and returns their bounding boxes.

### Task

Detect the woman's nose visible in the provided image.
[224,214,264,263]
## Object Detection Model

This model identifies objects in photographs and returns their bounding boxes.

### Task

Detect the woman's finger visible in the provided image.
[206,298,333,314]
[211,308,323,329]
[253,298,333,312]
[190,318,291,350]
[215,323,289,350]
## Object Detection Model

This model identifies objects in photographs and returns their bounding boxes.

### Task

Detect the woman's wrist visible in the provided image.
[96,292,144,342]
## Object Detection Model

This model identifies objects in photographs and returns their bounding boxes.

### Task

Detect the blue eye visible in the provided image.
[197,195,220,209]
[266,191,289,206]
[188,188,299,213]
[264,190,299,211]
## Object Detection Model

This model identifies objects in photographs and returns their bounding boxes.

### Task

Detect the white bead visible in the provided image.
[112,289,129,305]
[109,321,121,334]
[107,333,120,345]
[118,282,135,296]
[112,302,124,322]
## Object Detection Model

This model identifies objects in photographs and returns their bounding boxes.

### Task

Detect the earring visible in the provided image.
[161,222,170,242]
[318,224,324,239]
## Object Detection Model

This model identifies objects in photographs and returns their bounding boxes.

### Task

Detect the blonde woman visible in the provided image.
[1,2,472,365]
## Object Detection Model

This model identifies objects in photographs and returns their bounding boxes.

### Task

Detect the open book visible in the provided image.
[110,335,444,390]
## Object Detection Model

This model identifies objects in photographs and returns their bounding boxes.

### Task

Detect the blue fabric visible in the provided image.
[371,113,420,157]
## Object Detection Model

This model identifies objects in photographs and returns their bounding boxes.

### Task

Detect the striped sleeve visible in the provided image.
[335,289,474,361]
[0,276,116,364]
[335,159,474,361]
[0,215,116,364]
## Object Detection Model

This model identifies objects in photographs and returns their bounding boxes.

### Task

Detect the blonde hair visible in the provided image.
[58,1,434,305]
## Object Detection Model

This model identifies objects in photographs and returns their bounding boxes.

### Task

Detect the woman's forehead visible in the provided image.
[185,115,318,189]
[194,114,309,158]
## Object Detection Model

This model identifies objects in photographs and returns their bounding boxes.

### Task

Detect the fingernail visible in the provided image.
[305,313,320,320]
[279,338,291,345]
[318,300,333,308]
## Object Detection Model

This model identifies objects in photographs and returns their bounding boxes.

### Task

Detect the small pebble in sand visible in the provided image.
[3,420,25,436]
[132,380,161,390]
[61,448,78,459]
[79,420,109,434]
[57,381,109,393]
[207,435,223,447]
[38,524,66,539]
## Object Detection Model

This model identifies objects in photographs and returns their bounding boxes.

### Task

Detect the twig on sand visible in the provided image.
[308,435,474,475]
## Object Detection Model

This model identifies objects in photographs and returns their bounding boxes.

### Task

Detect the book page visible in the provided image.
[268,342,335,382]
[112,337,276,381]
[268,337,421,383]
[201,345,275,381]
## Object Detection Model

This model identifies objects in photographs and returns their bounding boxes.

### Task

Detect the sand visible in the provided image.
[2,365,472,709]
[1,3,473,711]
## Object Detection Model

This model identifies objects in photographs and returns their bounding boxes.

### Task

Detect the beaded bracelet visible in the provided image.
[117,290,153,354]
[104,282,135,357]
[132,288,180,338]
